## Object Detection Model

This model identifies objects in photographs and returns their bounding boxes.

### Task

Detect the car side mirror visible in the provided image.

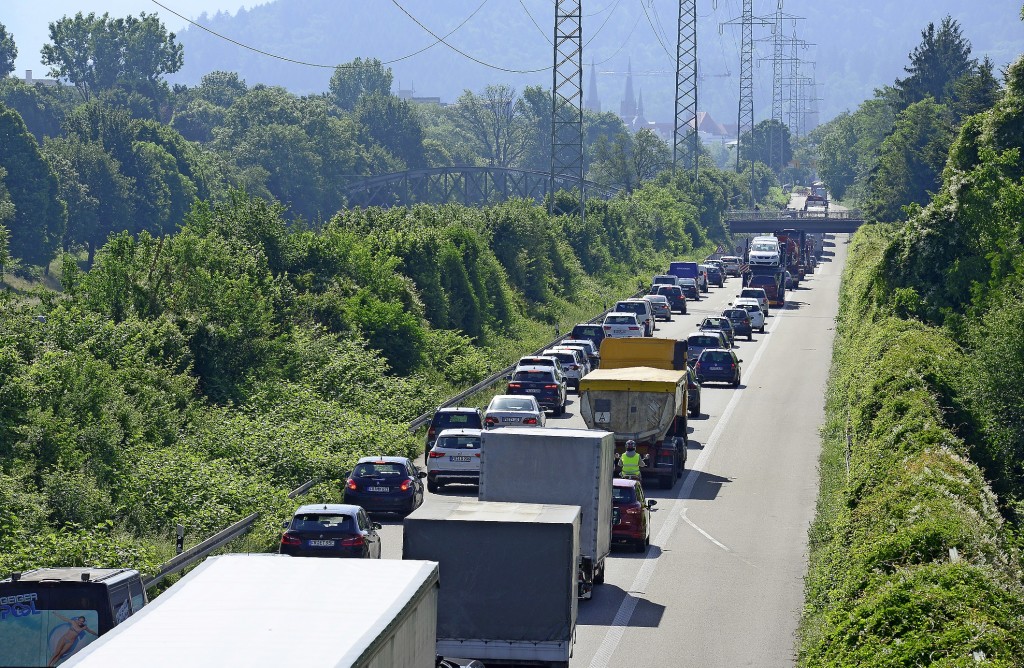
[647,500,657,508]
[418,471,427,479]
[739,359,744,363]
[372,522,382,530]
[281,520,289,529]
[504,375,512,381]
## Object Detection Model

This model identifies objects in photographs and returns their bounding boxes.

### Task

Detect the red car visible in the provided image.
[612,478,656,552]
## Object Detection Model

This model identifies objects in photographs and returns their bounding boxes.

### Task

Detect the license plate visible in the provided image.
[449,456,471,462]
[708,366,724,371]
[502,417,519,422]
[308,539,334,547]
[367,486,389,492]
[526,389,541,393]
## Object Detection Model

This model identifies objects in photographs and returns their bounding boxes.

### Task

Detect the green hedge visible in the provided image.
[799,226,1024,667]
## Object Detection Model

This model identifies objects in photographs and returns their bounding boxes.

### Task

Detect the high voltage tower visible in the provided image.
[673,0,698,180]
[763,6,804,172]
[722,2,772,180]
[550,0,584,218]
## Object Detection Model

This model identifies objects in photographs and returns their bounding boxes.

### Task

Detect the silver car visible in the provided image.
[646,294,672,321]
[544,347,588,390]
[560,338,600,369]
[426,428,482,492]
[484,395,546,428]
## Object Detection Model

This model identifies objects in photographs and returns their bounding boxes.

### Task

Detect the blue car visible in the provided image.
[344,456,426,517]
[694,348,742,387]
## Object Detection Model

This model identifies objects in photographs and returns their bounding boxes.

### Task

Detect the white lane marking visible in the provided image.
[587,304,787,668]
[680,508,730,551]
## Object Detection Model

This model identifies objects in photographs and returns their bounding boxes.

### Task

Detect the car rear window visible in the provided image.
[491,397,537,411]
[616,302,646,315]
[353,462,408,477]
[724,309,747,319]
[689,336,719,347]
[548,351,576,365]
[700,350,732,363]
[612,486,637,503]
[434,412,479,428]
[606,314,636,324]
[572,325,601,339]
[435,435,481,449]
[291,513,353,531]
[520,357,554,367]
[512,370,555,383]
[741,304,760,313]
[657,286,682,295]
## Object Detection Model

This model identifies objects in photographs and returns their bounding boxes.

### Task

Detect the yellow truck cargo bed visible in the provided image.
[599,337,687,371]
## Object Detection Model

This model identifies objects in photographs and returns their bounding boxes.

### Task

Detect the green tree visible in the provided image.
[739,119,792,174]
[0,22,16,79]
[865,98,953,222]
[0,105,66,268]
[0,168,12,277]
[453,85,533,168]
[894,16,975,109]
[41,12,182,101]
[328,58,393,112]
[951,56,1001,123]
[194,71,248,108]
[353,93,425,169]
[590,129,671,192]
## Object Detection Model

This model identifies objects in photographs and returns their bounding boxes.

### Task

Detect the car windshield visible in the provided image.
[700,351,733,363]
[612,486,637,503]
[353,462,408,477]
[290,513,352,531]
[435,412,476,428]
[606,314,637,324]
[435,435,481,449]
[751,242,777,252]
[491,397,537,411]
[512,370,555,382]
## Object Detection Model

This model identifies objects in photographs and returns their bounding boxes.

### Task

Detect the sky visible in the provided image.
[2,0,262,77]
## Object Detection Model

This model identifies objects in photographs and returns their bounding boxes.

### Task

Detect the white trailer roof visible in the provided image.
[65,554,438,668]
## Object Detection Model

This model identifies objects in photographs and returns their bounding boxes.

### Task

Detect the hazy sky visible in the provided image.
[3,0,262,76]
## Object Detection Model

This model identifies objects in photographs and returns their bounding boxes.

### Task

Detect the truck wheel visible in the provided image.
[659,475,673,490]
[634,537,647,553]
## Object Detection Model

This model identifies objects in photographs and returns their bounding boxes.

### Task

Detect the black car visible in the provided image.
[570,322,606,349]
[279,504,382,558]
[654,284,688,314]
[344,456,426,516]
[680,282,701,302]
[706,265,725,287]
[695,348,742,387]
[687,366,702,416]
[699,316,736,347]
[722,307,753,341]
[507,366,567,415]
[426,406,483,459]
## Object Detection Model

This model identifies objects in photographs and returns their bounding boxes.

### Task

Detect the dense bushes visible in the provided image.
[800,227,1024,666]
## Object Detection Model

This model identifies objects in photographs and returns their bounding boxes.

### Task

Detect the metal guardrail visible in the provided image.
[726,209,863,220]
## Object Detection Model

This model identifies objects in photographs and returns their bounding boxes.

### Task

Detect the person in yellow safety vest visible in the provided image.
[619,440,644,478]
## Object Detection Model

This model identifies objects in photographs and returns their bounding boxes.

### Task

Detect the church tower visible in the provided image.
[619,58,637,119]
[585,61,601,113]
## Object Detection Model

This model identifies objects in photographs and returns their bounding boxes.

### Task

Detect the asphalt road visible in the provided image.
[378,237,848,667]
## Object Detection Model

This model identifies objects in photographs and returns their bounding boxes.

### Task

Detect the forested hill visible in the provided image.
[171,0,1024,123]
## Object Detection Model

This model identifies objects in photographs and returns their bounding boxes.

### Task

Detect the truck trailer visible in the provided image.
[479,427,615,598]
[403,499,579,668]
[64,555,440,668]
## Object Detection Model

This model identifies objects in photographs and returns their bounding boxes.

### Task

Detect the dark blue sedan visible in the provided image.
[694,348,742,387]
[279,504,382,558]
[344,456,426,517]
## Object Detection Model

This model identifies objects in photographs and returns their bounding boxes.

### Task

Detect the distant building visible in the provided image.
[585,61,601,113]
[619,58,637,122]
[17,70,58,88]
[396,84,443,106]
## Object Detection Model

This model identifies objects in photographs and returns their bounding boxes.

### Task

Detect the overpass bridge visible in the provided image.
[726,209,865,234]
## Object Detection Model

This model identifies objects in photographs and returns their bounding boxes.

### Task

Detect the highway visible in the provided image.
[378,235,848,667]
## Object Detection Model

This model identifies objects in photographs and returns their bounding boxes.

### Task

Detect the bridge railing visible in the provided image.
[726,209,863,220]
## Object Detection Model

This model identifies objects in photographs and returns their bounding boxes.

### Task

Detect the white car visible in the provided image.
[748,237,781,267]
[720,256,742,276]
[602,312,644,338]
[543,348,587,390]
[560,338,600,369]
[484,395,546,428]
[646,294,672,321]
[737,287,769,315]
[733,298,766,332]
[552,344,592,376]
[615,298,656,336]
[427,428,482,492]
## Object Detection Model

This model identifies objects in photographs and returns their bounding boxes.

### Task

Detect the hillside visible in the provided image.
[170,0,1024,125]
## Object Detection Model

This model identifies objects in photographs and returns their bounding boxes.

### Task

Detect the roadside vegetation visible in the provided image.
[801,9,1024,666]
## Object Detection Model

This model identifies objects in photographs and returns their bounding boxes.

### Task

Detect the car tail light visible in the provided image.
[428,450,444,458]
[280,532,301,546]
[523,417,538,425]
[427,426,436,440]
[568,364,578,370]
[475,452,482,458]
[485,416,498,426]
[346,478,357,490]
[339,535,365,547]
[628,326,639,331]
[508,382,521,389]
[603,326,612,331]
[544,384,558,389]
[400,479,412,491]
[625,506,642,516]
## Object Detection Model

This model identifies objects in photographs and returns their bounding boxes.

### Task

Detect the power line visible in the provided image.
[593,14,643,65]
[150,0,491,70]
[390,0,549,73]
[584,0,623,48]
[640,0,674,63]
[519,0,554,45]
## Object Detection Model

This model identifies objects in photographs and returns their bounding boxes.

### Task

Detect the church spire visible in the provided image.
[619,57,637,119]
[585,60,601,112]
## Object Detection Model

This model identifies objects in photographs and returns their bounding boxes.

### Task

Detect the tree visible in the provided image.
[951,56,1001,123]
[590,129,671,192]
[353,93,425,169]
[194,71,248,108]
[0,168,12,277]
[0,22,16,79]
[453,85,533,168]
[41,12,183,101]
[328,58,393,112]
[894,16,975,110]
[0,106,66,268]
[739,119,792,174]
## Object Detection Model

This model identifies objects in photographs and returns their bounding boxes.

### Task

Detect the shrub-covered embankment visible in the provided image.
[799,226,1024,666]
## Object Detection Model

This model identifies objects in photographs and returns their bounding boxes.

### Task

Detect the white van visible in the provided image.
[696,265,710,292]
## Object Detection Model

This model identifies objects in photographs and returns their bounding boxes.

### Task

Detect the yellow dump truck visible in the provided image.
[599,337,688,371]
[578,367,687,489]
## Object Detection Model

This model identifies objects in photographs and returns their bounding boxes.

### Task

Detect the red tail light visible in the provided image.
[543,384,558,389]
[628,326,640,331]
[508,382,522,389]
[281,532,301,546]
[695,363,701,370]
[523,417,538,425]
[485,416,498,426]
[339,535,365,547]
[427,427,436,440]
[474,452,482,458]
[400,479,412,491]
[428,450,444,458]
[346,479,357,490]
[625,506,642,516]
[603,325,612,331]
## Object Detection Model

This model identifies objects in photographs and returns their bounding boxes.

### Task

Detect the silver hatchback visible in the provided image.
[484,394,546,428]
[426,428,482,493]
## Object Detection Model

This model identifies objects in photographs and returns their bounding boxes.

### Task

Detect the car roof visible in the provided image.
[605,312,638,319]
[514,365,556,373]
[294,503,361,515]
[436,428,483,438]
[699,347,734,356]
[436,406,479,414]
[561,338,594,346]
[613,478,642,488]
[647,294,669,300]
[355,455,410,465]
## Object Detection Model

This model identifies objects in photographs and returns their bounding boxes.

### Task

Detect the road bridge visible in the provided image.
[341,167,620,208]
[726,208,865,233]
